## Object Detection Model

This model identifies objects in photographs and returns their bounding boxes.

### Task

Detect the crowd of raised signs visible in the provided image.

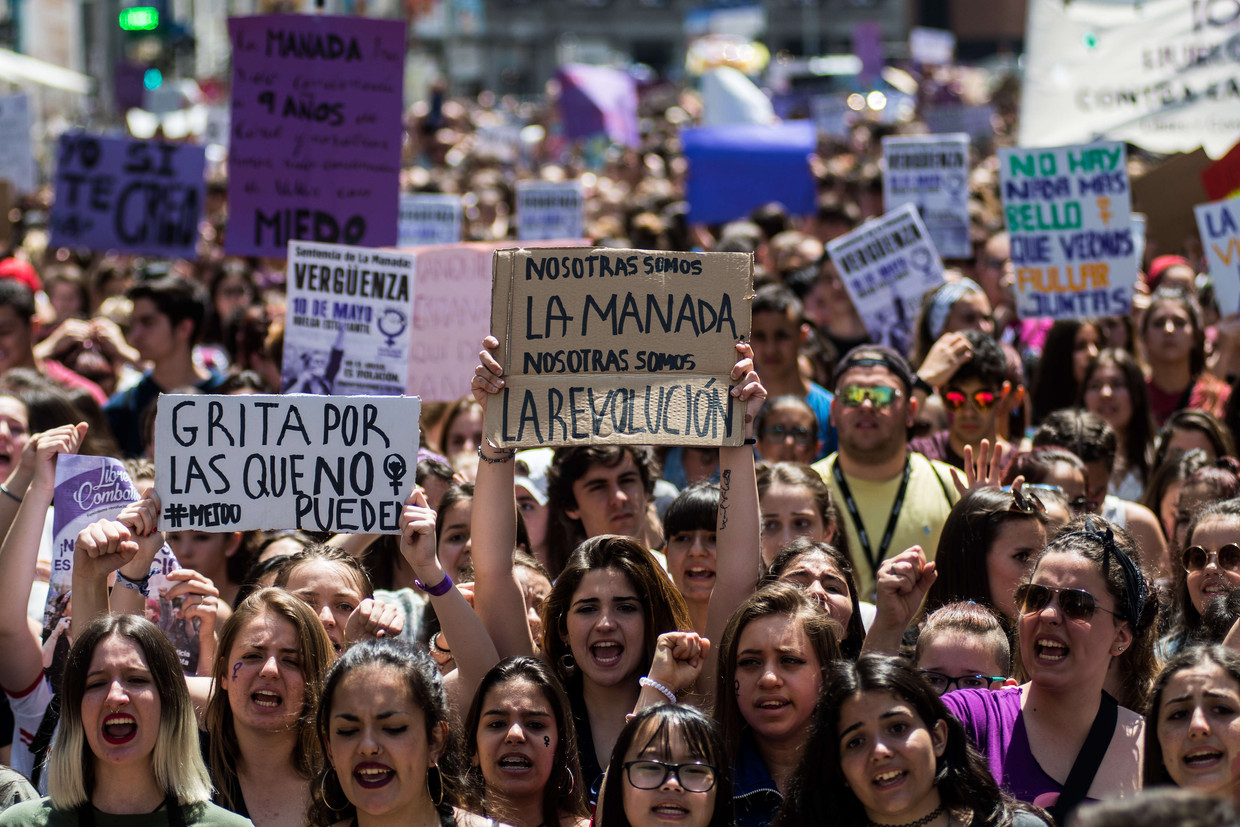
[0,81,1239,827]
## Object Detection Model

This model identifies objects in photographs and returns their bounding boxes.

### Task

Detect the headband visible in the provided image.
[927,278,983,342]
[1075,517,1148,627]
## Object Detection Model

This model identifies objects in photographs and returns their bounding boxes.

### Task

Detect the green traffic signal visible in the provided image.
[119,7,159,31]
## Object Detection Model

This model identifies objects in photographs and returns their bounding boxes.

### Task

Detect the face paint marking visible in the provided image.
[544,736,551,748]
[232,662,242,681]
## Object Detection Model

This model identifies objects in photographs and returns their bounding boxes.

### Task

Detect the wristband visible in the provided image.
[414,571,454,597]
[114,569,152,597]
[476,444,516,464]
[743,437,757,445]
[431,631,452,654]
[639,676,678,704]
[0,483,20,503]
[913,375,933,395]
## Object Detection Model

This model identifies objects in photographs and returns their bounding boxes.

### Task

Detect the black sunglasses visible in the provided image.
[761,424,814,445]
[1014,583,1117,623]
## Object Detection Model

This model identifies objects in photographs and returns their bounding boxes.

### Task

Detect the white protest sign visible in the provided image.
[882,133,971,259]
[1021,0,1240,157]
[827,204,946,351]
[398,193,462,247]
[1197,196,1240,315]
[810,95,852,140]
[517,180,585,241]
[0,94,35,193]
[909,27,955,65]
[283,240,415,397]
[155,394,421,534]
[924,103,995,141]
[999,141,1135,320]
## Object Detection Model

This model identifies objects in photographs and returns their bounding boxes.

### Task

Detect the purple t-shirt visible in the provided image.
[941,686,1086,812]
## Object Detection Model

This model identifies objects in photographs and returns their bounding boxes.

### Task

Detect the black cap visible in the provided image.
[835,345,915,394]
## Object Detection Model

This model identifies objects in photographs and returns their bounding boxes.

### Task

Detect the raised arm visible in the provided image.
[70,518,141,640]
[0,423,87,693]
[860,545,937,656]
[468,335,536,658]
[399,485,499,713]
[702,341,765,691]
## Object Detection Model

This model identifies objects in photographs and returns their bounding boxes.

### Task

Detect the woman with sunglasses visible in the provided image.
[939,517,1157,823]
[753,397,820,465]
[597,704,732,827]
[1144,645,1240,807]
[1165,500,1240,656]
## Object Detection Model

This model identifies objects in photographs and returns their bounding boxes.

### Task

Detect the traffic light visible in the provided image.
[119,7,159,31]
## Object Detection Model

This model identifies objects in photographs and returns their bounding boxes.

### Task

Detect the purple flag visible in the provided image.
[556,64,639,148]
[50,134,205,258]
[226,15,405,257]
[853,22,884,83]
[682,121,817,225]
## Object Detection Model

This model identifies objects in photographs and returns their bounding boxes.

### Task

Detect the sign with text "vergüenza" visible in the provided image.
[998,141,1135,320]
[155,394,420,534]
[484,247,753,448]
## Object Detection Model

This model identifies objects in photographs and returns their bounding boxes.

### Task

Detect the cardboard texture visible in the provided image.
[155,393,420,533]
[1196,196,1240,315]
[485,247,753,448]
[1132,149,1211,259]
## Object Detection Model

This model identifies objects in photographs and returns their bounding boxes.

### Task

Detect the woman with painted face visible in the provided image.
[0,615,249,827]
[772,655,1049,827]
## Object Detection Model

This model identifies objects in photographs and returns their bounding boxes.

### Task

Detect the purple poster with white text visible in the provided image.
[50,134,205,258]
[226,15,405,258]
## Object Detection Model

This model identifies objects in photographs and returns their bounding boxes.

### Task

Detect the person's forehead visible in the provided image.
[577,452,640,482]
[946,376,1000,394]
[837,363,900,388]
[753,308,798,330]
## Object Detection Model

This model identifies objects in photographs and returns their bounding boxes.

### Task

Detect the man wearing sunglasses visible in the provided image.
[812,345,959,600]
[910,331,1011,474]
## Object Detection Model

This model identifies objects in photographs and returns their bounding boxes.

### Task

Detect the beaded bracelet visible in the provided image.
[476,444,516,464]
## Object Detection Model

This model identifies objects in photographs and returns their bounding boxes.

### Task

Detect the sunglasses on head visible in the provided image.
[841,384,898,409]
[761,424,814,445]
[1014,583,1117,623]
[1008,487,1045,514]
[1069,496,1100,515]
[943,388,999,413]
[1182,544,1240,573]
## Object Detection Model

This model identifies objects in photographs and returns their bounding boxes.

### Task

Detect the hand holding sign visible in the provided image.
[30,423,88,498]
[471,335,505,411]
[163,569,226,635]
[728,341,767,439]
[117,489,163,558]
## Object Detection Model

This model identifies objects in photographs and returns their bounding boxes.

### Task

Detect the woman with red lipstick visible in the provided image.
[940,518,1157,823]
[462,657,588,827]
[310,639,479,827]
[204,588,335,827]
[714,583,841,827]
[0,614,249,827]
[773,655,1047,827]
[1145,645,1240,807]
[598,704,732,827]
[1166,500,1240,655]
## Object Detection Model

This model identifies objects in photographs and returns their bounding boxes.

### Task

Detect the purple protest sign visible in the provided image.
[226,15,405,258]
[50,134,205,258]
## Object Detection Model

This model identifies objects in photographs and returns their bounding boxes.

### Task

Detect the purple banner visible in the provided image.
[557,64,639,148]
[50,134,205,258]
[226,15,405,258]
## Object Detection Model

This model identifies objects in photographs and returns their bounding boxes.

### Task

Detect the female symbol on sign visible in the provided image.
[383,453,407,495]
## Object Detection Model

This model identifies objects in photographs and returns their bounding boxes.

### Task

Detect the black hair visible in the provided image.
[128,274,210,344]
[945,330,1007,390]
[1033,409,1119,472]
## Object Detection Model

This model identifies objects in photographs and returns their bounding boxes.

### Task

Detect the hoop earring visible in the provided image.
[320,769,350,813]
[560,766,576,796]
[560,653,577,676]
[427,764,445,807]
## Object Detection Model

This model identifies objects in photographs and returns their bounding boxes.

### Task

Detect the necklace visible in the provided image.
[867,803,944,827]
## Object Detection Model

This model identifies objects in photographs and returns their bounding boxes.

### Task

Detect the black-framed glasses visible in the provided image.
[1182,544,1240,574]
[918,670,1007,695]
[943,388,999,413]
[761,424,814,446]
[840,384,899,409]
[1014,583,1117,623]
[624,760,717,792]
[1068,496,1100,515]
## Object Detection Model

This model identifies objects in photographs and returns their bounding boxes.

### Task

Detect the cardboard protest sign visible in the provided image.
[1132,149,1211,259]
[484,248,753,448]
[517,181,584,241]
[882,134,971,259]
[1020,0,1240,157]
[283,240,414,397]
[50,134,205,258]
[406,239,587,403]
[398,194,462,247]
[827,204,946,351]
[998,142,1135,320]
[155,394,420,534]
[681,121,817,225]
[0,93,35,193]
[1197,196,1240,315]
[226,15,405,257]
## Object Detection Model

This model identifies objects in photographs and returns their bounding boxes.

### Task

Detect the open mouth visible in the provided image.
[873,769,907,789]
[103,714,137,744]
[591,642,623,667]
[1184,748,1224,769]
[498,754,533,772]
[652,804,690,818]
[1035,638,1068,662]
[755,698,789,713]
[252,690,283,709]
[354,763,394,789]
[684,567,715,582]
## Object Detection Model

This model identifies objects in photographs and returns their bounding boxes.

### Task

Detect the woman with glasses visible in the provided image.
[597,704,732,827]
[939,517,1158,823]
[753,397,820,465]
[773,655,1049,827]
[1165,500,1240,656]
